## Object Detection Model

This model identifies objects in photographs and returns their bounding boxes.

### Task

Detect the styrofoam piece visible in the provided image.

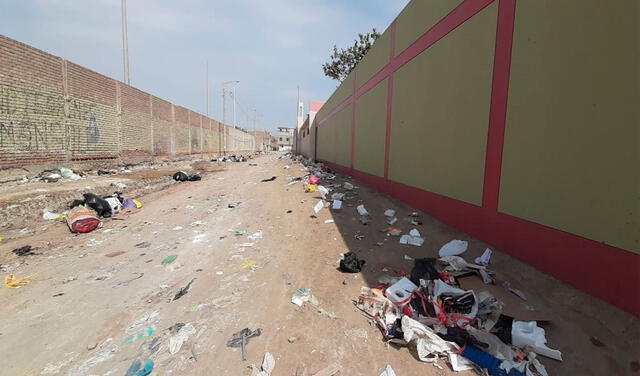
[332,200,343,210]
[409,228,420,237]
[385,277,418,306]
[313,200,324,214]
[438,240,468,257]
[356,205,369,216]
[383,209,396,217]
[512,321,563,361]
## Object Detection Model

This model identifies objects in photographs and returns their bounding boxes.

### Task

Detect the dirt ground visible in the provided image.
[0,153,638,376]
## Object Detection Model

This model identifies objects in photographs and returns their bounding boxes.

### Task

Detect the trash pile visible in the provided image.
[39,167,84,182]
[42,191,143,234]
[215,154,251,162]
[355,247,559,376]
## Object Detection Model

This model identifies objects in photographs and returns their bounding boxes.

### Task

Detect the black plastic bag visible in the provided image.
[339,252,365,273]
[83,193,112,217]
[409,258,439,286]
[187,174,201,181]
[173,171,189,181]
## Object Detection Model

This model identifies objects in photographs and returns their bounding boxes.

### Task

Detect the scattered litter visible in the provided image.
[105,251,126,258]
[387,228,402,236]
[317,185,329,199]
[404,255,413,260]
[384,209,396,217]
[291,288,313,306]
[173,226,183,231]
[339,252,366,273]
[216,271,224,275]
[475,248,493,265]
[438,239,468,257]
[162,255,178,265]
[313,200,324,214]
[332,200,342,210]
[331,193,344,200]
[124,359,154,376]
[512,321,562,360]
[248,231,263,241]
[379,365,396,376]
[42,210,64,220]
[261,176,277,182]
[173,279,194,301]
[135,241,151,248]
[227,328,262,361]
[399,233,424,247]
[356,205,369,216]
[343,182,354,190]
[235,229,247,236]
[311,363,342,376]
[324,219,334,224]
[309,175,320,185]
[240,259,257,270]
[4,274,32,288]
[12,245,36,256]
[262,352,276,374]
[169,323,196,355]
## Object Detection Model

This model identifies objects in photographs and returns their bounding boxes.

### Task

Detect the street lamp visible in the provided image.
[222,80,239,129]
[221,81,239,155]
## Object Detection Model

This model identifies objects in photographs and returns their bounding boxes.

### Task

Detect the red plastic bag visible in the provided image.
[309,175,319,185]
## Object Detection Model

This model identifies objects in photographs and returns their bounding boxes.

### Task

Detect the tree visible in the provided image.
[322,28,381,82]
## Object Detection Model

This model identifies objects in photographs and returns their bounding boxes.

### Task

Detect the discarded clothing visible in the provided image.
[461,345,525,376]
[339,252,366,273]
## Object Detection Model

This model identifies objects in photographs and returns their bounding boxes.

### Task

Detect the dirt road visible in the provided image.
[0,154,637,375]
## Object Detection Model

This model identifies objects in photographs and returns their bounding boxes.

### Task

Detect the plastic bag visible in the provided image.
[83,193,112,217]
[339,252,366,273]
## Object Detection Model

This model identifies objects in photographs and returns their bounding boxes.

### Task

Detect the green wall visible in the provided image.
[388,3,497,205]
[499,0,640,253]
[354,79,388,177]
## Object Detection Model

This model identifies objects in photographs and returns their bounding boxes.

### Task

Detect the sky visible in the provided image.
[0,0,410,134]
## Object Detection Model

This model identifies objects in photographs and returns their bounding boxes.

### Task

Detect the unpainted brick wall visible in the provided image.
[0,35,255,168]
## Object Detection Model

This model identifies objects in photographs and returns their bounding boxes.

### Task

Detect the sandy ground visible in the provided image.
[0,153,638,376]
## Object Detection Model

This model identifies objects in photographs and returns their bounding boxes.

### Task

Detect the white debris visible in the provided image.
[356,205,369,216]
[313,200,324,214]
[169,323,196,355]
[343,182,354,190]
[332,200,343,210]
[475,248,493,265]
[438,240,468,257]
[383,209,396,217]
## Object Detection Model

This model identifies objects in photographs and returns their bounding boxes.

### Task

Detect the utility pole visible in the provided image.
[253,109,257,152]
[222,88,227,155]
[232,85,237,129]
[121,0,130,84]
[205,60,209,117]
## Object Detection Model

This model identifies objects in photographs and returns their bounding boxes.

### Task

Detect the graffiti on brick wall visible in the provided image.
[0,85,103,152]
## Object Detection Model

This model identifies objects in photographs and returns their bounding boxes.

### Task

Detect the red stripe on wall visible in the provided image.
[482,0,516,211]
[383,21,397,179]
[351,71,357,169]
[318,0,493,127]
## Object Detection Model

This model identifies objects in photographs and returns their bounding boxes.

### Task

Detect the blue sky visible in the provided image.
[0,0,409,134]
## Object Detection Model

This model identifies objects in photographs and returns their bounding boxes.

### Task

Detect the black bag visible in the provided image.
[83,193,112,218]
[187,174,201,181]
[339,252,365,273]
[173,171,189,181]
[409,258,439,286]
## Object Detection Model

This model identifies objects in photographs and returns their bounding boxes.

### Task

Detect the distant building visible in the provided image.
[276,127,294,151]
[253,131,275,152]
[296,102,324,158]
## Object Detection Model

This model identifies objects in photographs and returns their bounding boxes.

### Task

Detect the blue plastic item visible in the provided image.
[124,359,154,376]
[461,345,525,376]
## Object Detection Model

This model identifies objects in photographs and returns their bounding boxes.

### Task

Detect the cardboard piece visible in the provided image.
[458,275,552,322]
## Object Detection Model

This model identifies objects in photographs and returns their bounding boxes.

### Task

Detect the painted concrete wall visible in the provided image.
[499,0,639,253]
[0,35,255,168]
[312,0,640,315]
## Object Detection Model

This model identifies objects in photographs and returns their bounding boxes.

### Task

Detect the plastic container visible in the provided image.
[385,277,418,306]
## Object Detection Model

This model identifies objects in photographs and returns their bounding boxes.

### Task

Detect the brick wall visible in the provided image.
[0,35,255,168]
